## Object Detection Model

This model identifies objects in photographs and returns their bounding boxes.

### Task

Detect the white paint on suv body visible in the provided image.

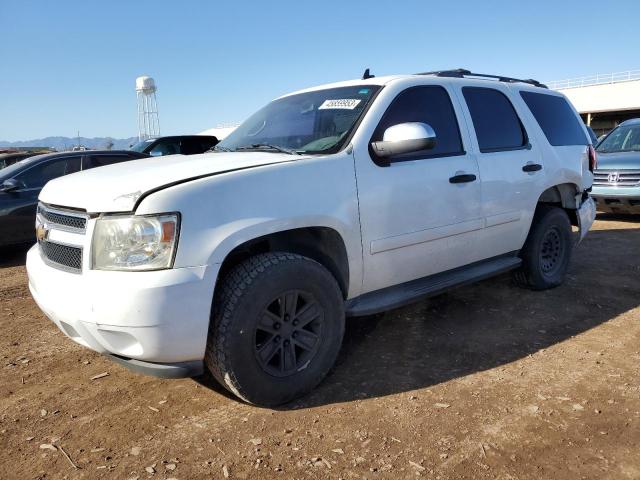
[28,74,592,365]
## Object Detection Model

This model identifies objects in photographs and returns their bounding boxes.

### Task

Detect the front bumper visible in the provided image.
[591,186,640,214]
[27,245,218,375]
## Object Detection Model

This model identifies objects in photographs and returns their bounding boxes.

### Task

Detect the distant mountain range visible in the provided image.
[0,136,139,151]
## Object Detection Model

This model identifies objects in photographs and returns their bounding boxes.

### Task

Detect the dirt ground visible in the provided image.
[1,215,639,480]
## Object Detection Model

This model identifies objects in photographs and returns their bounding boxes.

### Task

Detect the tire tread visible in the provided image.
[205,252,331,404]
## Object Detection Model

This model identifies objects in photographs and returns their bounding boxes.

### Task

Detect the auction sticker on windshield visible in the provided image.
[318,99,362,110]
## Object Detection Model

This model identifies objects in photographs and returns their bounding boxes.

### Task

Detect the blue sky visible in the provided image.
[1,0,638,141]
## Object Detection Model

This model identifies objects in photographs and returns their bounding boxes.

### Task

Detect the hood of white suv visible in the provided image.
[39,151,299,212]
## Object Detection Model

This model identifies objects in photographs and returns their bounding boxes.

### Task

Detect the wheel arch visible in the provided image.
[537,182,581,225]
[213,224,352,300]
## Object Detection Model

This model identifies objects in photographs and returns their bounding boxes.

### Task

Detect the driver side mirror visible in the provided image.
[0,179,19,193]
[371,122,437,161]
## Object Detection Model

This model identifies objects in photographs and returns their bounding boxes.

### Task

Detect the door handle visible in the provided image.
[449,173,477,184]
[522,163,542,172]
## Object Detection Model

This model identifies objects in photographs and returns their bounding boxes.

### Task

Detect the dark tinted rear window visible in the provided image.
[462,87,526,152]
[85,155,131,169]
[520,91,587,146]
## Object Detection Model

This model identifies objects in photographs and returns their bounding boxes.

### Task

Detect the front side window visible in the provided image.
[13,158,74,189]
[217,85,381,154]
[149,139,180,156]
[596,124,640,153]
[463,87,527,152]
[520,91,587,146]
[130,139,154,152]
[371,85,464,161]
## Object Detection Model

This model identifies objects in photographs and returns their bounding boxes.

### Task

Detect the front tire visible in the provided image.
[514,206,573,290]
[205,253,345,406]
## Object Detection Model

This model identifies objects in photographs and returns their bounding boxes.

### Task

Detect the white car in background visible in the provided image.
[27,69,595,406]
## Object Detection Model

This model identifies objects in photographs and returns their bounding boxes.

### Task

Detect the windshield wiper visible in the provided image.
[235,144,302,155]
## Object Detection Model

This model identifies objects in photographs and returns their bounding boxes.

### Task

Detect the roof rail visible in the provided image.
[416,68,548,89]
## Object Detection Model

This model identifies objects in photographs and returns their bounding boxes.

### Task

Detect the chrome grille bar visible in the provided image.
[593,169,640,187]
[37,203,88,233]
[39,240,83,274]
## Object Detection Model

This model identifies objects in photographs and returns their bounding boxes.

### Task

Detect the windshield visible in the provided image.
[130,139,154,152]
[597,124,640,153]
[217,85,381,154]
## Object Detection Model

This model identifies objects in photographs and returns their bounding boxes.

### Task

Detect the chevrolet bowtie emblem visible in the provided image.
[36,223,49,242]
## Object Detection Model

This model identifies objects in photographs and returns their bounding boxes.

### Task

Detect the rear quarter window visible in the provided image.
[520,91,587,146]
[84,155,132,169]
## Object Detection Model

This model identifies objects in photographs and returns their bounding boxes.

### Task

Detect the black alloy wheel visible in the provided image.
[255,290,323,377]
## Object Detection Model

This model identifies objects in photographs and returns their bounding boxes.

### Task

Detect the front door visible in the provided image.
[354,84,483,294]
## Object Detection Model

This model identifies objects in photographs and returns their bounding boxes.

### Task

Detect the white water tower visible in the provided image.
[135,76,160,141]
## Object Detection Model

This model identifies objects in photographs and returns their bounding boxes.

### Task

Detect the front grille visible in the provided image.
[39,240,83,273]
[593,169,640,187]
[37,204,87,232]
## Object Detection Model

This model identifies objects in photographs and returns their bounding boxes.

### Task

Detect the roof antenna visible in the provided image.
[362,68,375,80]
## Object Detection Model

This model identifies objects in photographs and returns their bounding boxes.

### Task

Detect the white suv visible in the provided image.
[27,69,596,406]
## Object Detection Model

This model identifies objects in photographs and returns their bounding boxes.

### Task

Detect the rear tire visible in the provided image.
[514,206,573,290]
[205,252,345,406]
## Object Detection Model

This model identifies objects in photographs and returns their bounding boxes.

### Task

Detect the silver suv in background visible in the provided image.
[591,118,640,214]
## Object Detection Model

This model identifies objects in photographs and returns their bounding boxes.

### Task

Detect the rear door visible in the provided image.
[354,83,483,293]
[455,85,544,258]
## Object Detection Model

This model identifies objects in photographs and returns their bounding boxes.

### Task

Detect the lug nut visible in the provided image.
[274,335,281,342]
[284,340,290,346]
[274,322,281,330]
[292,319,299,326]
[283,314,290,322]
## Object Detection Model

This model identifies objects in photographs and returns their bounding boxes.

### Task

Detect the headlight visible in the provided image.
[92,213,179,271]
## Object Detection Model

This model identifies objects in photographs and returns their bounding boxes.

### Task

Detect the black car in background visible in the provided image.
[0,150,148,247]
[0,151,43,169]
[129,135,218,156]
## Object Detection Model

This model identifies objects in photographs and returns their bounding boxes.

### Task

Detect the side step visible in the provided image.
[345,253,522,317]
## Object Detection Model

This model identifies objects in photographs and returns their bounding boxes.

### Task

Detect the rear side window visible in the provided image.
[180,138,215,155]
[520,91,587,146]
[372,85,464,161]
[84,155,131,169]
[462,87,527,152]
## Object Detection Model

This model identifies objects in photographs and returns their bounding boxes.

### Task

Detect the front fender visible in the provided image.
[135,154,364,298]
